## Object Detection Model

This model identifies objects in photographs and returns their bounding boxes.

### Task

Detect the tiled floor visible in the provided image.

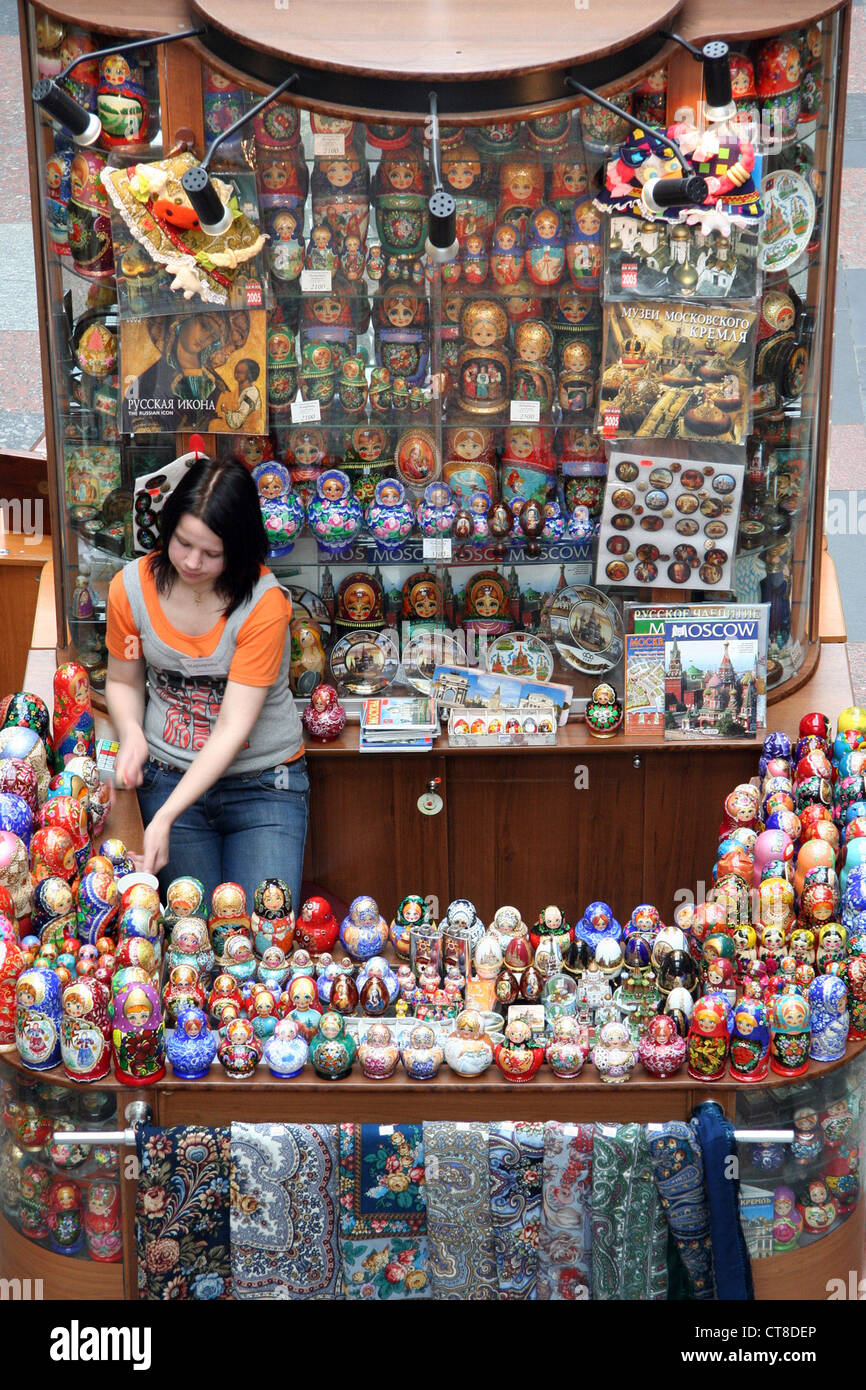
[1,14,864,697]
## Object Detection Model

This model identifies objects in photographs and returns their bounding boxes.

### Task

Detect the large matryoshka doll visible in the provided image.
[461,568,513,639]
[0,691,51,746]
[266,203,305,287]
[111,979,165,1084]
[0,831,33,919]
[374,282,429,388]
[374,142,429,263]
[687,994,730,1080]
[311,150,370,254]
[500,425,556,517]
[0,938,24,1051]
[495,153,544,239]
[442,423,498,505]
[254,99,305,262]
[333,570,386,639]
[729,998,770,1082]
[52,662,95,771]
[524,204,566,287]
[60,976,111,1082]
[769,989,811,1077]
[0,725,51,804]
[84,1180,122,1262]
[809,974,849,1063]
[251,878,295,957]
[441,141,494,253]
[96,51,149,148]
[457,297,510,416]
[68,149,114,281]
[40,795,90,875]
[15,967,62,1071]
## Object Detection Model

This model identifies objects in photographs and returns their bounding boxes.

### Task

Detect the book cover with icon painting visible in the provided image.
[597,301,756,444]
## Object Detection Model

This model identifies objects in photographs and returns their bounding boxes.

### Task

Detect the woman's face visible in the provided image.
[179,316,220,356]
[168,513,226,590]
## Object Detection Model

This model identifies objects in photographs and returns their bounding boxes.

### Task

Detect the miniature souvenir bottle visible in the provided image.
[251,879,295,956]
[60,976,111,1081]
[401,1021,444,1079]
[729,998,771,1082]
[339,894,390,961]
[217,1017,262,1079]
[15,967,62,1071]
[443,1009,494,1076]
[165,1006,217,1080]
[111,980,165,1084]
[592,1019,637,1084]
[358,1020,400,1079]
[546,1014,590,1078]
[769,990,811,1077]
[264,1017,309,1078]
[84,1180,122,1261]
[309,1010,356,1079]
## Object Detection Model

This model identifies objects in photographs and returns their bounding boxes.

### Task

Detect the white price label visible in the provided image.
[378,1124,395,1136]
[314,132,346,157]
[300,268,332,293]
[422,537,452,561]
[291,399,321,424]
[510,400,540,423]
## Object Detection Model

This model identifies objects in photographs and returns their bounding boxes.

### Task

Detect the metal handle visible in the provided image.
[52,1101,152,1148]
[733,1129,795,1144]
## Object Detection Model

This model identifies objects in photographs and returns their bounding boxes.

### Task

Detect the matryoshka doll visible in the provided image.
[265,310,298,423]
[295,895,340,956]
[84,1180,121,1261]
[494,1016,545,1083]
[306,469,363,551]
[441,141,494,253]
[289,617,326,696]
[756,35,802,146]
[566,198,603,292]
[111,980,165,1084]
[96,51,148,148]
[687,995,729,1080]
[457,298,510,416]
[729,998,770,1082]
[15,967,62,1071]
[416,480,457,538]
[496,155,544,238]
[76,868,117,945]
[0,939,24,1051]
[46,1177,84,1255]
[251,878,295,957]
[51,662,95,771]
[808,974,849,1062]
[311,150,370,253]
[285,425,329,506]
[489,222,525,289]
[798,25,824,126]
[365,477,415,548]
[525,205,566,287]
[461,569,513,638]
[217,1016,262,1079]
[401,570,446,632]
[309,1009,356,1079]
[339,894,389,961]
[442,423,498,504]
[769,989,811,1077]
[797,1177,837,1235]
[500,425,556,516]
[390,894,429,959]
[45,144,73,258]
[334,570,386,638]
[60,977,110,1082]
[842,954,866,1039]
[301,685,347,742]
[358,1020,400,1079]
[772,1186,802,1251]
[395,426,440,498]
[68,149,114,281]
[375,282,429,387]
[816,921,847,973]
[374,143,429,261]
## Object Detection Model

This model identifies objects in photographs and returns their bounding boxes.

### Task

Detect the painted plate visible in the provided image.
[402,630,465,694]
[486,631,555,682]
[544,584,624,674]
[329,629,400,695]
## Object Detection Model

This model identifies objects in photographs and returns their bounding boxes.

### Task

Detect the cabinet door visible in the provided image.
[307,752,449,913]
[445,750,645,924]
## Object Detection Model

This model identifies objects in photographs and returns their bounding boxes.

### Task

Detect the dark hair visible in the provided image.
[238,358,260,382]
[151,458,268,615]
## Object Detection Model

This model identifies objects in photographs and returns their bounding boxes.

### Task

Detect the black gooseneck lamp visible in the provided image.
[425,92,459,263]
[32,27,205,146]
[564,76,709,215]
[181,73,299,236]
[662,31,737,125]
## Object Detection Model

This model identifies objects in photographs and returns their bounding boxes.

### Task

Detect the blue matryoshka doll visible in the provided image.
[365,477,415,549]
[808,974,849,1062]
[729,997,770,1081]
[15,966,63,1071]
[307,468,363,551]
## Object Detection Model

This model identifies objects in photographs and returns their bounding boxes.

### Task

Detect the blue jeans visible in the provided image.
[136,756,309,919]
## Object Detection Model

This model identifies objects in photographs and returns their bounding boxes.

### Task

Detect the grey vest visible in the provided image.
[122,557,303,774]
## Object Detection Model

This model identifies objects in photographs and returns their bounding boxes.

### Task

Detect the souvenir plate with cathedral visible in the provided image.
[485,632,554,682]
[546,584,624,675]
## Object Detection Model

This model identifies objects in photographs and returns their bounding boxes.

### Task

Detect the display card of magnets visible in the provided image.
[132,447,208,552]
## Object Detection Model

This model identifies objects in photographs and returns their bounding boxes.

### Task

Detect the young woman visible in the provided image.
[105,458,307,913]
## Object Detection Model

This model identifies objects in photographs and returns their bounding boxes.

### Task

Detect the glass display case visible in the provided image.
[21,2,847,705]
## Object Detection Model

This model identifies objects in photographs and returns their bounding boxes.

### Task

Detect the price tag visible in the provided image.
[601,408,620,437]
[291,399,321,424]
[621,262,638,290]
[510,400,540,423]
[422,537,452,561]
[314,132,346,157]
[378,1124,395,1136]
[244,282,263,307]
[300,268,332,294]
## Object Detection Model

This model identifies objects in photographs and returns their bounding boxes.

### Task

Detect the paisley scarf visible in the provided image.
[338,1123,430,1300]
[538,1121,594,1300]
[230,1122,340,1299]
[488,1120,545,1300]
[647,1122,716,1299]
[692,1101,754,1300]
[591,1123,668,1301]
[423,1121,498,1300]
[135,1125,231,1300]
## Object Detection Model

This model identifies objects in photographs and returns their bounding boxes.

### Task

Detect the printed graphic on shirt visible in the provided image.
[150,667,226,752]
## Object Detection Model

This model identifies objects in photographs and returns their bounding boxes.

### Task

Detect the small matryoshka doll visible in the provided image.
[84,1180,122,1262]
[816,921,847,973]
[47,1177,84,1255]
[61,977,111,1082]
[687,995,730,1080]
[96,51,148,148]
[76,868,118,946]
[68,149,114,281]
[416,480,457,538]
[309,1009,356,1079]
[339,894,389,962]
[566,198,602,291]
[217,1016,263,1080]
[251,879,295,957]
[441,141,494,252]
[729,998,770,1082]
[306,468,363,550]
[769,989,811,1077]
[0,938,24,1050]
[266,313,298,423]
[489,222,525,290]
[525,205,566,286]
[15,967,63,1071]
[390,894,429,959]
[111,980,165,1084]
[267,205,305,285]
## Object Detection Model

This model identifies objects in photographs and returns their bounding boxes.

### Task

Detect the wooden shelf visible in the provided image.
[0,1213,123,1301]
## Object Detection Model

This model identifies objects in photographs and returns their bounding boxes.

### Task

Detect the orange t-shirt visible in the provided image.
[107,555,292,687]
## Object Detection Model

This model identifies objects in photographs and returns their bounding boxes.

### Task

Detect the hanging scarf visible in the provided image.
[692,1101,755,1300]
[338,1123,430,1300]
[647,1122,716,1299]
[488,1120,544,1300]
[423,1121,498,1300]
[538,1121,594,1300]
[591,1123,668,1301]
[230,1122,340,1299]
[135,1125,231,1300]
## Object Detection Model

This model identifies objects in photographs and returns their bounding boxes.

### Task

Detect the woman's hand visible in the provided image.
[114,726,150,790]
[131,808,172,875]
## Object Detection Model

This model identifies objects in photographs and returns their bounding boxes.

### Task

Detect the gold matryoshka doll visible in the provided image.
[462,569,513,636]
[458,298,510,416]
[334,571,386,637]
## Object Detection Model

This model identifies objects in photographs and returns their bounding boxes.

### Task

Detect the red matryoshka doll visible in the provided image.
[441,141,493,253]
[45,145,73,258]
[489,222,525,289]
[395,427,440,498]
[797,1177,836,1234]
[251,878,295,957]
[549,157,591,218]
[295,895,340,956]
[633,67,667,125]
[461,232,490,287]
[41,796,90,876]
[800,868,839,926]
[374,144,429,260]
[0,939,24,1050]
[67,149,114,281]
[756,35,802,145]
[96,52,148,148]
[334,571,386,638]
[59,26,98,111]
[819,1096,855,1149]
[30,828,76,892]
[524,205,566,286]
[462,569,513,637]
[112,980,165,1084]
[842,954,866,1039]
[728,51,758,121]
[60,977,111,1082]
[729,998,770,1082]
[798,25,824,125]
[84,1180,122,1262]
[52,662,95,771]
[311,151,370,251]
[769,988,811,1077]
[496,155,544,238]
[687,995,730,1080]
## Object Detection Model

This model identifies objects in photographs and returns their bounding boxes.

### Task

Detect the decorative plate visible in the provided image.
[544,584,624,674]
[486,632,554,682]
[402,631,465,694]
[329,629,400,695]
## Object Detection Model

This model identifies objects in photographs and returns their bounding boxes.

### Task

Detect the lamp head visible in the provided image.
[180,165,233,237]
[32,78,102,145]
[425,186,458,263]
[702,40,737,123]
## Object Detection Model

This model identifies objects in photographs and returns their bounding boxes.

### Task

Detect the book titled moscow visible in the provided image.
[662,615,765,741]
